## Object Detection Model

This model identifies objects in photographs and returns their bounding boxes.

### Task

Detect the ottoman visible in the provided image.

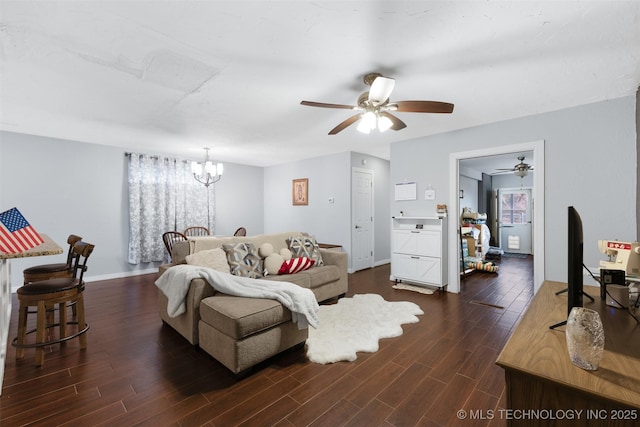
[198,294,308,375]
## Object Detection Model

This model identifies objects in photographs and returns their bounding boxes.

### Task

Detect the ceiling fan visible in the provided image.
[300,72,454,135]
[495,156,534,177]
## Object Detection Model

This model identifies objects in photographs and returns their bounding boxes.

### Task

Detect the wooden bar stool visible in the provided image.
[24,234,82,320]
[13,241,95,366]
[23,234,82,284]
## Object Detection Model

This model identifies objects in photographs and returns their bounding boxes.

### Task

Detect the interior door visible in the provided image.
[352,168,373,271]
[497,188,532,254]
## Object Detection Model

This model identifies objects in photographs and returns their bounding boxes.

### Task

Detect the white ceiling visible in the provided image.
[1,1,639,167]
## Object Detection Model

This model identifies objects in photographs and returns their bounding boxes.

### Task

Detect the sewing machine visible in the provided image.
[598,240,640,277]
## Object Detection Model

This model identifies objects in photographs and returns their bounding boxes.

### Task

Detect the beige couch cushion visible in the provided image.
[262,272,310,288]
[296,264,340,288]
[200,295,292,340]
[185,248,230,273]
[262,265,338,290]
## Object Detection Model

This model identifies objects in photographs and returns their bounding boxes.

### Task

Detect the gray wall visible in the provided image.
[459,175,479,215]
[214,161,264,237]
[491,172,534,190]
[263,151,351,254]
[391,96,637,284]
[0,131,264,287]
[262,151,392,271]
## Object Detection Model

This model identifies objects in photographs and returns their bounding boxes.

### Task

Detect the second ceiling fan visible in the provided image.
[495,156,534,177]
[300,72,454,135]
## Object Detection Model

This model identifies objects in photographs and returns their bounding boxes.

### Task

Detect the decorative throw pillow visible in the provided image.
[280,248,292,261]
[264,253,285,276]
[287,236,324,266]
[258,242,274,258]
[278,257,316,275]
[185,248,231,274]
[222,242,263,278]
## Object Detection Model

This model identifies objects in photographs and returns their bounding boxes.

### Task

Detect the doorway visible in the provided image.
[498,187,533,254]
[351,167,374,271]
[448,141,545,294]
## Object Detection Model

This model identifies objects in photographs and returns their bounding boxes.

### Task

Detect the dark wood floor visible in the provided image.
[1,255,533,426]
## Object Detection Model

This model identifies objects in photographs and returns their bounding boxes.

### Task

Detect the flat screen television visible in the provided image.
[550,206,584,329]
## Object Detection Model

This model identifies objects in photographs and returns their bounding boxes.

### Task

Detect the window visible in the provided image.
[501,191,528,225]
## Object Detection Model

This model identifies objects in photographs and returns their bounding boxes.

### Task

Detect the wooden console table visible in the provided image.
[496,281,640,426]
[0,235,62,395]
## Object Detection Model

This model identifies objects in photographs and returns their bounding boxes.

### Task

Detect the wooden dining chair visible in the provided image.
[13,241,95,366]
[162,231,187,261]
[233,227,247,237]
[23,234,82,284]
[183,226,210,237]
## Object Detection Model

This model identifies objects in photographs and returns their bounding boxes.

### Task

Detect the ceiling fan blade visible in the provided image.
[395,100,454,113]
[379,112,406,131]
[368,76,395,105]
[300,101,355,110]
[328,114,362,135]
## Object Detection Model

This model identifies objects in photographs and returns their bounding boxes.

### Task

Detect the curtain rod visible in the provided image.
[124,152,192,163]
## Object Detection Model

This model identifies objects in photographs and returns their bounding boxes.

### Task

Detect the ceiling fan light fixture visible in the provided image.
[377,114,393,132]
[301,73,454,135]
[356,121,371,134]
[515,168,528,177]
[357,111,377,133]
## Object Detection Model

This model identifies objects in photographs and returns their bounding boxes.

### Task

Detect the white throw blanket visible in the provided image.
[155,265,319,329]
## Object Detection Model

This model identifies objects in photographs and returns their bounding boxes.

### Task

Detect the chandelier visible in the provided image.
[192,147,223,187]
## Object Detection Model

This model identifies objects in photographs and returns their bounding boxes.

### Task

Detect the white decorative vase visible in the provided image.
[566,307,605,371]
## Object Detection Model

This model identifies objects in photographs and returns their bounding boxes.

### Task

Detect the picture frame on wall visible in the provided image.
[292,178,308,206]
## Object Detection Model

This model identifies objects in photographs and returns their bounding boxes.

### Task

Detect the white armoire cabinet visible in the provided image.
[390,216,448,290]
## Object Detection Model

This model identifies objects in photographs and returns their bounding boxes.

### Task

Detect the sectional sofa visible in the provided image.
[156,231,348,375]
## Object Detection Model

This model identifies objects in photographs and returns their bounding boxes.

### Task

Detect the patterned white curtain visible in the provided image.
[127,153,214,264]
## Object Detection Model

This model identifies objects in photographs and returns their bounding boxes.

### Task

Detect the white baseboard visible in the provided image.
[84,268,159,283]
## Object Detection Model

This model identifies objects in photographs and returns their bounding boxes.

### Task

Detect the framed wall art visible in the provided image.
[292,178,308,206]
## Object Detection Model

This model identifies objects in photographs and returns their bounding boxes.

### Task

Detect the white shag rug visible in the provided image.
[305,293,424,364]
[392,283,435,295]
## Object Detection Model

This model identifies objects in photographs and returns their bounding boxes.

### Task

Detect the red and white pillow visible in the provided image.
[278,257,315,275]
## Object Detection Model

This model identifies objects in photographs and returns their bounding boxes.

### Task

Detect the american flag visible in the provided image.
[0,208,44,254]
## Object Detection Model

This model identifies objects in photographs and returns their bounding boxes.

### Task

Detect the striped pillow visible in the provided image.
[278,257,316,275]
